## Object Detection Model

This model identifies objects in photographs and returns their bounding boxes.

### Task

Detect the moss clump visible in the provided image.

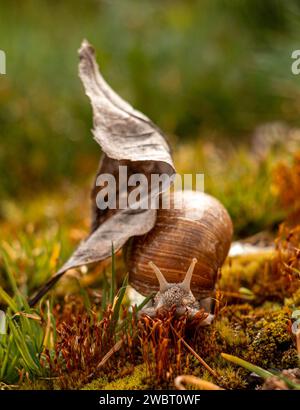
[285,287,300,309]
[19,380,54,390]
[217,365,248,390]
[221,244,300,305]
[220,252,272,299]
[245,307,298,369]
[81,376,108,391]
[194,304,253,362]
[191,301,298,389]
[215,317,249,348]
[82,365,147,390]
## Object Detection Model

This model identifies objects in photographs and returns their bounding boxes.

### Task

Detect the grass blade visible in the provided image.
[0,287,18,313]
[110,273,128,334]
[109,242,116,305]
[221,353,273,379]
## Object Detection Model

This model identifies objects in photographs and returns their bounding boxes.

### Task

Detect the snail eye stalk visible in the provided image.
[181,258,198,291]
[148,261,169,292]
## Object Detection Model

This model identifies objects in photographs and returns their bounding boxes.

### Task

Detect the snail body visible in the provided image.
[125,190,233,320]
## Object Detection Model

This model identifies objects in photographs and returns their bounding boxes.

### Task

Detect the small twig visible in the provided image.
[170,324,218,379]
[97,339,124,369]
[0,382,19,390]
[174,375,224,390]
[220,290,255,301]
[87,339,124,381]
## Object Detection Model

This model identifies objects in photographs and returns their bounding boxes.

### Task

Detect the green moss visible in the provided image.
[221,248,300,305]
[245,308,298,369]
[19,379,56,390]
[81,376,109,391]
[221,252,272,288]
[217,366,248,390]
[190,299,298,390]
[215,317,249,348]
[285,287,300,309]
[82,365,147,390]
[220,252,274,302]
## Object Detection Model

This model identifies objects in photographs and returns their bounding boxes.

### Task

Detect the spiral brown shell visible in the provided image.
[125,190,233,299]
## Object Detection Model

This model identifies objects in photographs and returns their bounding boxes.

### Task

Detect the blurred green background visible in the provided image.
[1,0,300,235]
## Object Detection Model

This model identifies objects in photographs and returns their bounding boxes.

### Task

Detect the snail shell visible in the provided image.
[125,190,233,299]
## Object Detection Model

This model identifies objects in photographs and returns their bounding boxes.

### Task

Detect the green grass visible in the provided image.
[0,233,149,386]
[0,266,51,383]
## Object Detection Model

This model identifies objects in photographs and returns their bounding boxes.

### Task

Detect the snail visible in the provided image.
[29,190,233,323]
[125,190,233,322]
[29,189,233,323]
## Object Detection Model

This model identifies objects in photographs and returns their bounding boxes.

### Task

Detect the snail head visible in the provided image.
[141,258,211,321]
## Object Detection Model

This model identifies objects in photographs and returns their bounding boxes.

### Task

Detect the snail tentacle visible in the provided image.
[181,258,198,291]
[148,261,169,292]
